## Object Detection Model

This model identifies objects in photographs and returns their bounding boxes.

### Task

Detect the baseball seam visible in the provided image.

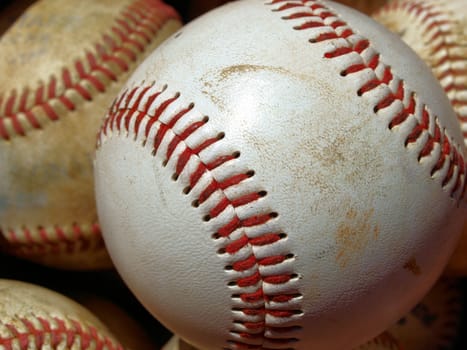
[2,223,105,257]
[375,0,467,144]
[97,1,466,349]
[270,0,466,202]
[98,83,303,349]
[0,0,179,141]
[0,0,179,259]
[0,315,123,350]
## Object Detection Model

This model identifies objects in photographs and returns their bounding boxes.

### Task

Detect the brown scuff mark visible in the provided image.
[219,64,291,81]
[336,207,379,268]
[404,257,422,276]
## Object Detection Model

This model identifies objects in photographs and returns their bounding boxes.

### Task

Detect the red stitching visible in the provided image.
[96,2,465,348]
[276,0,466,201]
[0,316,123,350]
[0,0,180,141]
[375,0,467,147]
[1,223,104,257]
[97,85,302,349]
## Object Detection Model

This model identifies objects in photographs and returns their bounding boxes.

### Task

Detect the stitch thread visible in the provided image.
[374,0,467,145]
[270,0,466,201]
[98,84,303,349]
[0,0,179,263]
[0,0,180,141]
[97,1,466,348]
[3,223,104,258]
[0,316,123,349]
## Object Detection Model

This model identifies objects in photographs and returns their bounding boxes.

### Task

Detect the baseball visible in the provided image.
[94,0,466,349]
[372,0,467,276]
[0,279,124,349]
[0,0,181,269]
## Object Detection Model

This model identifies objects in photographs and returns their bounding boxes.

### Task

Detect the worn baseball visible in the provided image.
[0,279,124,349]
[373,0,466,129]
[335,0,388,15]
[94,0,467,349]
[0,0,181,269]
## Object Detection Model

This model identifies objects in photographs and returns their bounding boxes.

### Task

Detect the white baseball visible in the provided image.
[0,279,124,349]
[94,0,467,349]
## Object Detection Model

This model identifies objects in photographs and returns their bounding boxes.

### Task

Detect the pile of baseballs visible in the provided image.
[1,0,466,349]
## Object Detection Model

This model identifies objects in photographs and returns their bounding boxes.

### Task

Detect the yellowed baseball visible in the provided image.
[0,279,125,349]
[334,0,389,15]
[0,0,182,269]
[373,0,467,144]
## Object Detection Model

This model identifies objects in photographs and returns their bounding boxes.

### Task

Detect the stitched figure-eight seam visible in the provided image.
[376,0,467,145]
[269,0,466,201]
[0,0,179,141]
[0,316,123,350]
[98,82,304,350]
[98,1,466,349]
[5,223,104,257]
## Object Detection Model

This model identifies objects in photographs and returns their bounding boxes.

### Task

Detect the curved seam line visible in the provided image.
[0,0,180,141]
[0,316,123,350]
[97,85,303,349]
[375,0,467,143]
[272,0,466,202]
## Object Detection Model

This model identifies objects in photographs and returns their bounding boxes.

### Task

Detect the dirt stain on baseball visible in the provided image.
[335,207,379,268]
[218,64,291,80]
[201,64,313,112]
[404,257,422,276]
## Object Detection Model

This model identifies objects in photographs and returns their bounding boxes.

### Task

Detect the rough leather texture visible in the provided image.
[95,0,466,349]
